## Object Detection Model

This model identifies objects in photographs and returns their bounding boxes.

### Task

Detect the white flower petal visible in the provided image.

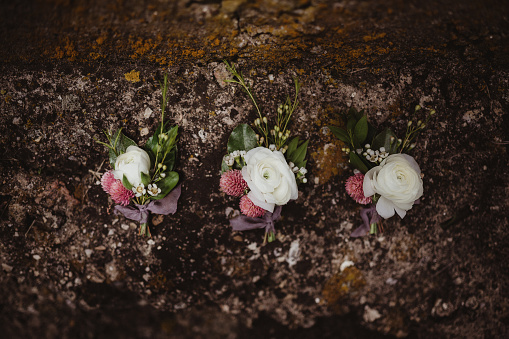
[376,196,396,219]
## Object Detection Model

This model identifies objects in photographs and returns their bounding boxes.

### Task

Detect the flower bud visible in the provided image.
[162,165,167,171]
[415,105,421,111]
[263,117,268,124]
[274,125,279,132]
[302,178,307,183]
[260,137,264,144]
[417,120,422,126]
[158,163,163,169]
[160,173,166,178]
[255,118,260,126]
[365,144,371,149]
[408,121,412,126]
[256,134,260,140]
[278,132,283,138]
[430,109,436,115]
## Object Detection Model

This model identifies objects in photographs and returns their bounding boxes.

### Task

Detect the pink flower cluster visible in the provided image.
[345,173,372,205]
[101,171,134,206]
[220,169,266,218]
[220,169,248,197]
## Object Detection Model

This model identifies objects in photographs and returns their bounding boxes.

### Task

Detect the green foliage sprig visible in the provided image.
[329,106,435,173]
[224,61,303,151]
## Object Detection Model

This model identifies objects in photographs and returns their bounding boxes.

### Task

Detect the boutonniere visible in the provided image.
[96,75,181,236]
[329,105,435,236]
[220,62,309,243]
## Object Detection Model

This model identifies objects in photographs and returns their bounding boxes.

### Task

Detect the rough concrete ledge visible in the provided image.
[1,0,508,338]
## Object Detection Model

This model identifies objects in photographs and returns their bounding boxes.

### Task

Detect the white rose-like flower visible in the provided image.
[363,154,423,219]
[112,146,151,186]
[242,147,298,213]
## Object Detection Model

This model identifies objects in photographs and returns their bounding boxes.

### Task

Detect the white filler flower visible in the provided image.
[242,147,298,212]
[363,154,423,219]
[112,146,151,186]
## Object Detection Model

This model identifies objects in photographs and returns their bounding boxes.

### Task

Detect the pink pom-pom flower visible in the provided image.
[345,173,372,205]
[220,169,248,197]
[109,180,135,206]
[101,171,116,194]
[240,195,266,218]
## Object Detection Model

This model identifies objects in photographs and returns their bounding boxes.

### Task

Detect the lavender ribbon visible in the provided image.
[230,206,282,234]
[351,204,381,237]
[114,184,181,223]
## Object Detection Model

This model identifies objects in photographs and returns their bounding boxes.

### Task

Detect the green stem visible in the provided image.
[139,222,151,237]
[369,223,377,235]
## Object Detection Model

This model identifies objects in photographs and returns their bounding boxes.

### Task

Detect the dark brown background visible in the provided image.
[1,0,508,338]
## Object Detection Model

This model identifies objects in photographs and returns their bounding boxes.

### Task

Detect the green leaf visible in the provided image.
[349,152,369,174]
[371,128,398,154]
[108,129,137,166]
[227,124,258,153]
[141,172,151,186]
[346,117,357,132]
[348,107,359,119]
[221,160,230,173]
[152,171,179,200]
[328,126,350,143]
[354,116,368,144]
[290,140,309,168]
[285,137,300,158]
[162,147,177,172]
[122,174,133,190]
[356,109,365,121]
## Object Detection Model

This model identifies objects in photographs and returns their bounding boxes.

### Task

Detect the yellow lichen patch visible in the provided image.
[311,142,347,185]
[322,267,366,314]
[124,70,140,83]
[311,107,349,184]
[51,37,78,61]
[96,35,106,45]
[363,32,387,42]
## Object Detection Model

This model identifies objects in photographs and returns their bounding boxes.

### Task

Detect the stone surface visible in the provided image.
[1,0,508,338]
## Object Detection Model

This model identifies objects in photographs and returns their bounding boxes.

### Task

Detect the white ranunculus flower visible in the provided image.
[242,147,298,213]
[363,154,423,219]
[112,145,151,186]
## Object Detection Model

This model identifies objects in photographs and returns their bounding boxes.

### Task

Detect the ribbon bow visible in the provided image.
[351,204,381,237]
[114,184,181,223]
[230,205,282,234]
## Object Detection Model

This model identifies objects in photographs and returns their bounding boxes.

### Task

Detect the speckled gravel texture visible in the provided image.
[1,0,508,338]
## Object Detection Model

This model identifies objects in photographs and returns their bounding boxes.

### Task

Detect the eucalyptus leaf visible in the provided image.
[152,172,179,200]
[328,126,350,143]
[349,152,369,174]
[354,116,368,144]
[227,124,258,153]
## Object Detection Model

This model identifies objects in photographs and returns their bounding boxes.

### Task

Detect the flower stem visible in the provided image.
[139,222,151,237]
[369,223,377,235]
